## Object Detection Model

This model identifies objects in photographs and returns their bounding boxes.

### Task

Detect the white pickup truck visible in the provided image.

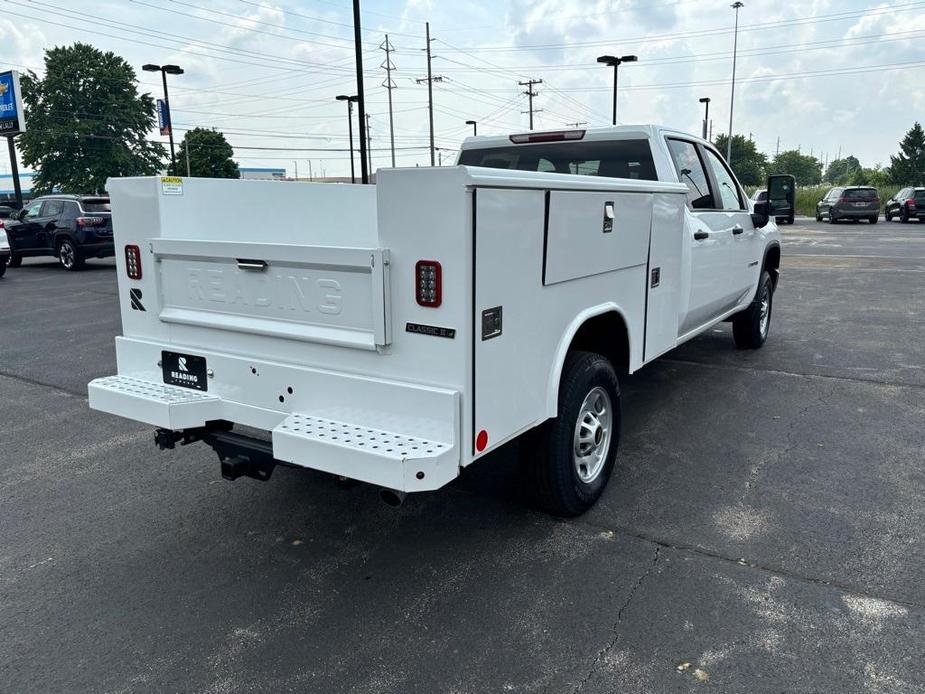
[88,125,793,516]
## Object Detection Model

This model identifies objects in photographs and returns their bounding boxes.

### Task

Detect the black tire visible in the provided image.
[869,215,878,224]
[787,214,794,225]
[900,209,910,224]
[828,212,837,224]
[57,238,84,271]
[0,255,7,278]
[885,210,892,222]
[732,270,773,349]
[7,253,22,267]
[525,351,621,517]
[815,212,823,222]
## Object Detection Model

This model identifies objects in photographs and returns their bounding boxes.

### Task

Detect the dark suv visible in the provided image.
[5,195,113,270]
[884,187,925,223]
[815,186,880,224]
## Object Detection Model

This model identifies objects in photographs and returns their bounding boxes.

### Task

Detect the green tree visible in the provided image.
[19,43,166,194]
[712,133,767,186]
[173,127,240,178]
[770,150,822,185]
[824,155,861,184]
[889,122,925,185]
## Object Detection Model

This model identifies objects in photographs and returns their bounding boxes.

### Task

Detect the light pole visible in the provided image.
[142,63,183,173]
[465,120,477,136]
[699,97,711,140]
[727,1,744,164]
[596,54,637,125]
[336,94,358,184]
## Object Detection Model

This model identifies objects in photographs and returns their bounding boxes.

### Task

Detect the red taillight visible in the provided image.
[415,260,442,307]
[510,129,585,144]
[125,244,142,280]
[907,199,917,208]
[836,198,846,206]
[76,216,106,227]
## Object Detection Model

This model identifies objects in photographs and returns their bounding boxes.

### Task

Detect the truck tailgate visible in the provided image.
[153,239,391,351]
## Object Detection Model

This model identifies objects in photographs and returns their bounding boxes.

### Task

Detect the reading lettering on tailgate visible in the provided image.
[186,267,343,315]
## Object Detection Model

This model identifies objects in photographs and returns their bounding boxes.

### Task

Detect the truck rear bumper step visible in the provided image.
[88,375,221,430]
[272,413,457,492]
[88,373,460,492]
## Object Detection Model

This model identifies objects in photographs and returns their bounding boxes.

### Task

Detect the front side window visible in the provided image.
[667,139,712,209]
[703,147,744,210]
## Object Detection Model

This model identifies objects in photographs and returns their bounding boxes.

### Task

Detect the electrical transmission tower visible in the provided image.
[519,79,543,130]
[380,34,397,168]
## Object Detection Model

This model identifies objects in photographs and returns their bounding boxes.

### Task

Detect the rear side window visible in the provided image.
[458,139,658,180]
[702,147,744,210]
[843,188,877,200]
[41,200,65,217]
[80,199,111,212]
[667,139,713,209]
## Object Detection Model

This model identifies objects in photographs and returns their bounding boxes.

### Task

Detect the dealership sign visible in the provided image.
[0,70,26,136]
[156,98,171,136]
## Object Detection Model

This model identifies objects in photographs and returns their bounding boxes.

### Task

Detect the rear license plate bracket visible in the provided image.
[162,351,208,391]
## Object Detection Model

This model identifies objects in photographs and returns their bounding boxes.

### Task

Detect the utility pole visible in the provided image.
[366,113,373,176]
[519,79,543,130]
[438,150,442,166]
[380,34,397,168]
[775,136,780,158]
[308,160,313,181]
[726,1,744,165]
[426,22,436,165]
[352,0,368,183]
[709,119,713,141]
[293,160,298,181]
[185,145,191,177]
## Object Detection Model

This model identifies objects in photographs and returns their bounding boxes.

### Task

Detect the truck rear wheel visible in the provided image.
[733,270,773,349]
[525,351,621,517]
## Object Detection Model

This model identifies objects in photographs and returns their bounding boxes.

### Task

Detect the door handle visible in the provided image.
[732,224,744,235]
[236,258,267,271]
[693,230,709,240]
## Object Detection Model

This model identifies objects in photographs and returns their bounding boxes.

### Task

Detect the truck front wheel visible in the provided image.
[525,351,621,517]
[732,270,773,349]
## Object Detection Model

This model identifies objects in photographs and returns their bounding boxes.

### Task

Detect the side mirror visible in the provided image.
[761,174,796,227]
[751,200,770,228]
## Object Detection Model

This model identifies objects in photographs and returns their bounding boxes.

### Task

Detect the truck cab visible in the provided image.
[88,125,790,516]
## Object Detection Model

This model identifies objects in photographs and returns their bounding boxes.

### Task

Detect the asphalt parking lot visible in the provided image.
[2,218,924,693]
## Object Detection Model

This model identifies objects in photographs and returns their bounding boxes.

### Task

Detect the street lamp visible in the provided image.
[699,97,711,140]
[142,63,183,173]
[596,54,637,125]
[727,2,744,164]
[465,120,477,136]
[336,94,358,184]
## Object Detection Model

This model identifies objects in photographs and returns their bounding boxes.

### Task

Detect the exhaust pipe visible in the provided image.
[379,488,407,508]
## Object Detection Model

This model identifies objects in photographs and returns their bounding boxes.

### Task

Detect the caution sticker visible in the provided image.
[160,176,183,195]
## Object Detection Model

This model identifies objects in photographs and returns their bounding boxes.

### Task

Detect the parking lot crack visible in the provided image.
[570,545,661,693]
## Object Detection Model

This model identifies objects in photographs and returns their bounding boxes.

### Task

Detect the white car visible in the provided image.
[88,125,789,516]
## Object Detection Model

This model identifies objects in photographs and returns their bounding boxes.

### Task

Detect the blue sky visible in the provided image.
[1,0,923,177]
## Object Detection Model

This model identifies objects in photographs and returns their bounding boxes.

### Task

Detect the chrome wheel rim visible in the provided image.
[573,386,613,484]
[759,284,770,337]
[60,242,74,268]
